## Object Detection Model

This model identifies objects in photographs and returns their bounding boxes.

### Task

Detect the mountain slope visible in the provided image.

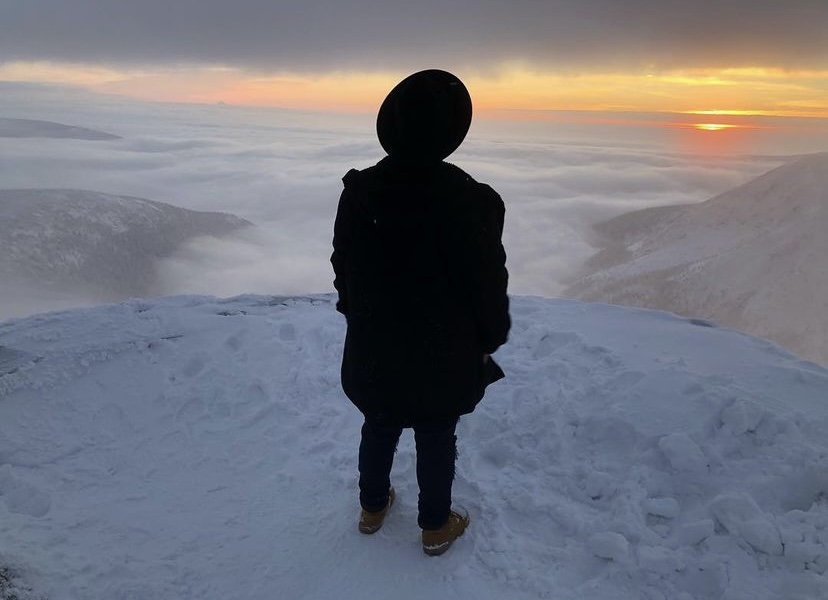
[0,189,251,313]
[1,295,827,600]
[565,152,828,365]
[0,118,120,140]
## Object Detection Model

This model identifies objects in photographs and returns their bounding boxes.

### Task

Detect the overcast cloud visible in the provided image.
[2,1,828,72]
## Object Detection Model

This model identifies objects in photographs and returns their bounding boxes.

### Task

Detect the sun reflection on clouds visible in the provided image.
[672,121,758,157]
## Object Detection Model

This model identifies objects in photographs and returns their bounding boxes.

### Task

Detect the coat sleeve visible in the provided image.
[472,185,511,354]
[444,181,509,354]
[330,170,359,316]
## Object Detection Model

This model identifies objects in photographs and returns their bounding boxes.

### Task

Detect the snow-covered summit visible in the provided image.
[0,118,120,140]
[0,189,251,316]
[1,294,826,600]
[565,152,828,366]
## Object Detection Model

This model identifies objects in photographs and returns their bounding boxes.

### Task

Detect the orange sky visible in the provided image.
[2,61,828,122]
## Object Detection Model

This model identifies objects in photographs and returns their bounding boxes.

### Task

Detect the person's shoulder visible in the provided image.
[442,163,503,208]
[342,163,382,187]
[439,162,477,186]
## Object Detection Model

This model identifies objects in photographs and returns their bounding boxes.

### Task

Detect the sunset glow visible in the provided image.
[2,62,828,121]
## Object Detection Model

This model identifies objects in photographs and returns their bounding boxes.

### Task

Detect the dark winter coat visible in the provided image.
[331,156,510,425]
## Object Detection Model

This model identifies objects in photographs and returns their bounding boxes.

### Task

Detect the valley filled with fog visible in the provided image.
[2,83,826,363]
[0,88,782,291]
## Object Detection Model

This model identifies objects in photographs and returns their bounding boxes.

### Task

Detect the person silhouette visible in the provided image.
[331,69,510,556]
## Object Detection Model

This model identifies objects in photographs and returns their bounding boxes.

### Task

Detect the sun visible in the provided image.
[693,123,737,131]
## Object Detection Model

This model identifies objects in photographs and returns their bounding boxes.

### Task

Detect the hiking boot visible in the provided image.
[421,509,469,556]
[358,487,395,534]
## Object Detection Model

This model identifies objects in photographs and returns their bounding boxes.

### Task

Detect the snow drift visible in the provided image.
[1,294,826,600]
[564,152,828,366]
[0,189,251,317]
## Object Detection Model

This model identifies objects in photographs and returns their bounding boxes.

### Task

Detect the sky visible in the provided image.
[2,0,828,119]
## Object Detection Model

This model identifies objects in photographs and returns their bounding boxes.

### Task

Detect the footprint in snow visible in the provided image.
[224,329,248,352]
[180,354,207,378]
[278,323,297,342]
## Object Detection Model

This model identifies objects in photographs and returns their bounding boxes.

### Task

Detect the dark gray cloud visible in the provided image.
[2,1,827,72]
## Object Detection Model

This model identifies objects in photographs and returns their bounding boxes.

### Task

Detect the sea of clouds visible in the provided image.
[0,83,817,317]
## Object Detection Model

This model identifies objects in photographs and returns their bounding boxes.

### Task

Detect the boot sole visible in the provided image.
[423,540,455,556]
[422,527,465,556]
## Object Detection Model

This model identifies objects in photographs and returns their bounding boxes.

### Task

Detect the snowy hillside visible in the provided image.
[0,189,251,315]
[565,153,828,366]
[1,295,826,600]
[0,118,120,140]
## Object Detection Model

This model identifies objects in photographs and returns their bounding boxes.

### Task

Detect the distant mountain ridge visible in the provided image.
[0,117,120,140]
[1,189,251,308]
[565,152,828,365]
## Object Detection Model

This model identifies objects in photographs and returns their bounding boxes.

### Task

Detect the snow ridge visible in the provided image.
[0,189,251,306]
[1,295,826,600]
[565,152,828,366]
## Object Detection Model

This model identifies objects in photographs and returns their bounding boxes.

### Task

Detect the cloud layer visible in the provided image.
[0,84,810,319]
[3,1,828,72]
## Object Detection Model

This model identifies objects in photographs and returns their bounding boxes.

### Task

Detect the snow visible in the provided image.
[0,189,251,317]
[565,152,828,367]
[1,294,827,600]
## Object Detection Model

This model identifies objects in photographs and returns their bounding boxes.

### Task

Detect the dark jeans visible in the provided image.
[358,416,458,530]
